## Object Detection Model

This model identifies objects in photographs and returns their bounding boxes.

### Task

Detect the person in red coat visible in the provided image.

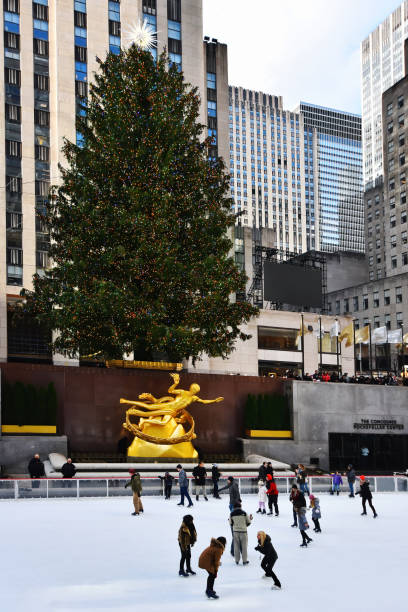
[265,474,279,516]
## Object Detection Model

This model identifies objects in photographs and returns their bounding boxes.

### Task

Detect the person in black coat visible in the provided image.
[211,464,221,499]
[356,476,377,517]
[345,464,356,497]
[258,462,268,481]
[292,486,306,511]
[61,458,76,478]
[159,472,175,499]
[266,462,274,478]
[192,461,208,501]
[255,531,281,589]
[28,454,45,488]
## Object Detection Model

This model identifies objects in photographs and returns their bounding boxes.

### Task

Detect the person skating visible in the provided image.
[265,474,279,516]
[258,461,268,481]
[356,476,378,518]
[255,531,281,589]
[124,470,144,515]
[289,484,299,527]
[345,464,356,497]
[211,464,221,499]
[159,471,174,499]
[192,461,208,501]
[331,471,343,495]
[229,502,252,565]
[296,464,310,496]
[176,464,193,507]
[297,506,312,547]
[178,514,197,577]
[257,479,267,514]
[309,494,322,532]
[218,475,241,511]
[198,536,226,599]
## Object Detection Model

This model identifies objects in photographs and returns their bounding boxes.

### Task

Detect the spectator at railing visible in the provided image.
[61,458,76,479]
[28,454,45,488]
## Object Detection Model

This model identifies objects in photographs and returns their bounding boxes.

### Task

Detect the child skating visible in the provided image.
[331,471,343,495]
[178,514,197,577]
[309,494,322,532]
[198,536,226,599]
[297,506,312,547]
[356,476,378,518]
[257,480,267,514]
[254,531,281,589]
[266,474,279,516]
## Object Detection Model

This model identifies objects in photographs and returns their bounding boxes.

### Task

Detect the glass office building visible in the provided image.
[298,103,364,253]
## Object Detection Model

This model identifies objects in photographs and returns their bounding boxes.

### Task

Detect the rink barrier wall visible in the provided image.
[0,475,406,500]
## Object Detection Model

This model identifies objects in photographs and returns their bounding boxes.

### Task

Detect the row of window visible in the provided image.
[331,286,403,315]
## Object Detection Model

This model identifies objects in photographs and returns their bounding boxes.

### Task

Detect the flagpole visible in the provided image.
[352,319,356,377]
[368,322,373,377]
[335,316,339,375]
[401,323,404,373]
[319,316,322,373]
[301,313,305,378]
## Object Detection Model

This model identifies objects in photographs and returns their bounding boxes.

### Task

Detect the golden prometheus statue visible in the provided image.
[121,373,224,459]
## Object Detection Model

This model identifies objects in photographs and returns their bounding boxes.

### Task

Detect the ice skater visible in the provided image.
[257,479,267,514]
[309,494,321,532]
[289,484,299,527]
[229,501,252,565]
[331,471,343,495]
[255,531,281,589]
[345,464,356,497]
[356,476,378,518]
[178,514,197,577]
[159,471,174,499]
[296,464,310,496]
[218,476,241,512]
[266,474,279,516]
[176,464,193,507]
[192,461,208,501]
[297,506,312,547]
[211,463,221,499]
[198,536,226,599]
[124,470,144,515]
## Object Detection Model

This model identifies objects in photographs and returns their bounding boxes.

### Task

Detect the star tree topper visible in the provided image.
[124,19,157,51]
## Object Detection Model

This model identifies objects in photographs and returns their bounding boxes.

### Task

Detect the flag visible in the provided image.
[404,332,408,345]
[314,324,324,338]
[387,329,403,344]
[296,321,312,347]
[330,321,340,337]
[339,322,353,347]
[355,325,370,344]
[371,326,387,344]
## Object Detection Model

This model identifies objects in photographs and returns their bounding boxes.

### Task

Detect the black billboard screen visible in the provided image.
[263,262,323,308]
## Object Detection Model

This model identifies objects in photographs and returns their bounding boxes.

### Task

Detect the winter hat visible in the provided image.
[360,475,365,481]
[266,473,272,480]
[216,536,226,548]
[309,494,315,500]
[129,469,135,474]
[292,484,298,489]
[258,479,264,486]
[183,514,194,524]
[176,464,182,469]
[227,476,234,482]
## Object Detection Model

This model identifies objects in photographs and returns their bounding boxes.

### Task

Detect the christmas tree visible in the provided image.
[22,43,258,362]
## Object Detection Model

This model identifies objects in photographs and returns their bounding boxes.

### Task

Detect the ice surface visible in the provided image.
[1,492,406,612]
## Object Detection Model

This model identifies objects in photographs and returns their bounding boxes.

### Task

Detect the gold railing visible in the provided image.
[105,360,183,371]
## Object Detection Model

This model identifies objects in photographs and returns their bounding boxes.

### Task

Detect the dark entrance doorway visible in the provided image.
[329,433,408,473]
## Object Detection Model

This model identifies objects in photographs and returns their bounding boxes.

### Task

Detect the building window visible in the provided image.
[390,215,396,228]
[35,144,49,161]
[6,139,21,157]
[399,114,405,128]
[258,326,300,351]
[363,294,369,310]
[397,312,403,328]
[5,103,21,122]
[373,291,379,308]
[207,100,217,118]
[5,66,21,85]
[207,72,216,90]
[401,171,406,186]
[403,252,408,266]
[400,153,406,166]
[335,300,340,315]
[402,230,407,244]
[34,109,49,126]
[389,177,395,190]
[389,196,395,208]
[387,120,393,134]
[391,255,397,269]
[398,95,404,108]
[383,289,390,306]
[386,102,393,116]
[34,73,49,90]
[396,286,403,303]
[399,133,405,147]
[391,235,396,248]
[6,175,22,193]
[353,296,359,311]
[385,314,391,330]
[373,316,380,328]
[344,298,349,313]
[368,256,373,266]
[402,211,407,224]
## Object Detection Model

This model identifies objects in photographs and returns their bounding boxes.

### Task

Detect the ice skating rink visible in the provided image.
[1,492,406,612]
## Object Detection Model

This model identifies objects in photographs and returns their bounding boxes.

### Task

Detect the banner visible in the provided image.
[355,325,370,344]
[371,326,387,344]
[339,322,353,347]
[330,321,340,338]
[387,328,403,344]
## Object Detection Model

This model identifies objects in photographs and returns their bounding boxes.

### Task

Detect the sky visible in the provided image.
[203,0,401,115]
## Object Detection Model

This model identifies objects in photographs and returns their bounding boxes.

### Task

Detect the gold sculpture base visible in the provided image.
[127,416,198,459]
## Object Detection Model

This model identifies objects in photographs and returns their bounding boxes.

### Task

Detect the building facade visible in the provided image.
[1,0,228,363]
[361,1,408,188]
[297,102,364,253]
[228,87,318,253]
[328,53,408,373]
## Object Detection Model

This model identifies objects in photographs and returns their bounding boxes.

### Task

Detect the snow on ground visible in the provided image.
[1,492,406,612]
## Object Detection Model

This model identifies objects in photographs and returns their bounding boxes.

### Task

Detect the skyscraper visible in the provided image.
[361,2,408,188]
[298,103,364,254]
[1,0,225,363]
[228,86,317,253]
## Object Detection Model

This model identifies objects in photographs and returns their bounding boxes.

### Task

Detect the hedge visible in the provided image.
[1,381,57,426]
[244,393,290,430]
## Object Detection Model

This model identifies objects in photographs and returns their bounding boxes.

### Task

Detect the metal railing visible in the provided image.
[0,475,406,500]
